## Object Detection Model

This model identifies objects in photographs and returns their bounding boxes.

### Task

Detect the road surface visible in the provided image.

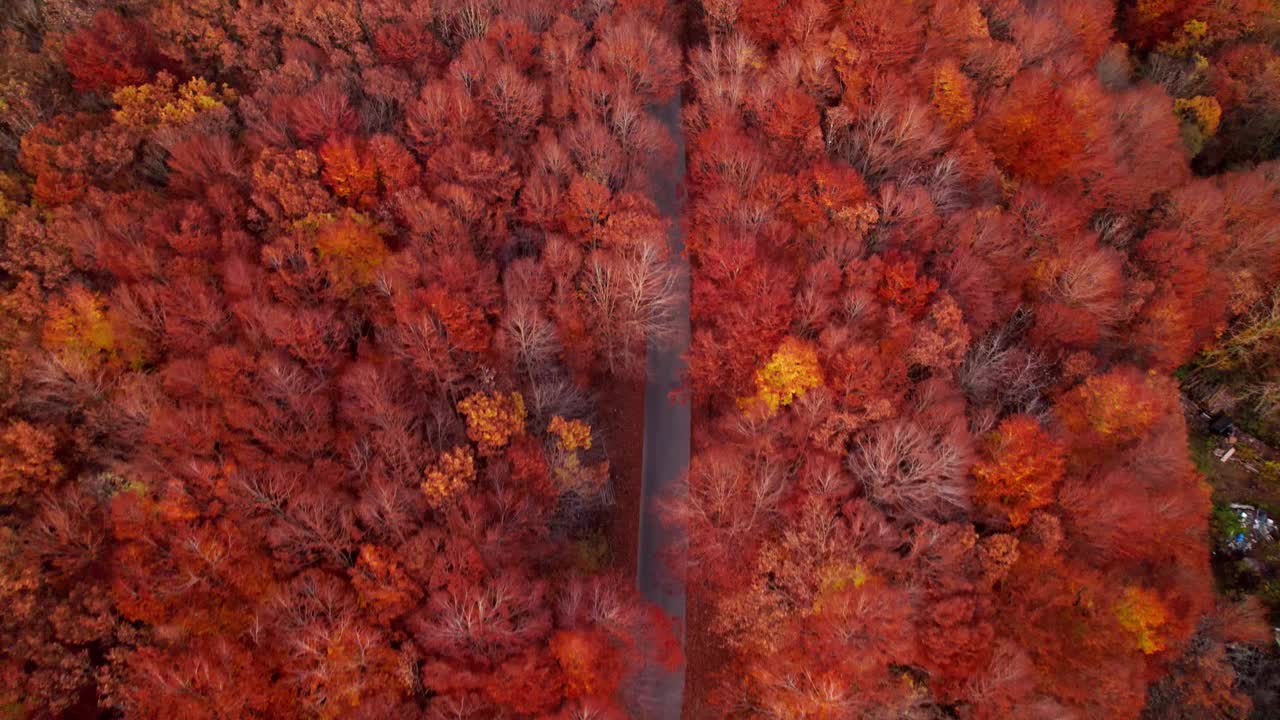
[635,86,689,717]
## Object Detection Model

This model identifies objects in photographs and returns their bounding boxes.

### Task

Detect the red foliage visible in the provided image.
[878,254,938,319]
[0,3,685,716]
[289,81,358,145]
[63,11,165,92]
[4,1,1280,718]
[114,638,284,719]
[977,69,1104,188]
[673,1,1277,716]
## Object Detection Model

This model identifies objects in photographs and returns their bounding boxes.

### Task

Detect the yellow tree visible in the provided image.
[111,72,234,128]
[739,337,823,415]
[458,391,526,455]
[546,416,607,496]
[421,445,476,508]
[1114,585,1170,655]
[41,287,144,368]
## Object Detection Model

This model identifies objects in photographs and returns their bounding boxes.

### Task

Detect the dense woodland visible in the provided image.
[0,0,682,717]
[676,1,1280,718]
[3,1,1280,719]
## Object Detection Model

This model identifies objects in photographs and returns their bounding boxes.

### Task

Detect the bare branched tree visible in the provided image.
[956,322,1050,432]
[580,245,683,379]
[848,419,972,522]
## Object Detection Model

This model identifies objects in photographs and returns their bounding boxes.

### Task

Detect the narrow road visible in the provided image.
[635,87,689,717]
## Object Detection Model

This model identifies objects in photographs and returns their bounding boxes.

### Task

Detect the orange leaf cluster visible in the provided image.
[457,391,526,455]
[421,445,475,508]
[0,422,61,505]
[1114,586,1171,655]
[550,629,622,699]
[932,60,975,129]
[319,136,378,208]
[311,212,388,294]
[1056,368,1164,448]
[350,545,420,623]
[973,416,1065,527]
[549,416,592,452]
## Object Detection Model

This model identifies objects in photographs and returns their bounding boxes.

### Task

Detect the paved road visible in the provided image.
[635,88,689,717]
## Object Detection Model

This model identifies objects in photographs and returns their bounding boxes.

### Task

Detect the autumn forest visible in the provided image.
[4,0,1280,718]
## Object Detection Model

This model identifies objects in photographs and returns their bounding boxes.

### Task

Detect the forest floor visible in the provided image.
[1183,395,1280,522]
[601,380,644,575]
[1192,427,1280,520]
[682,589,729,718]
[1184,396,1280,717]
[1183,395,1280,638]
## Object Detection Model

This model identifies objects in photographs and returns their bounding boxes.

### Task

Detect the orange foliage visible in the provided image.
[0,422,61,505]
[485,650,566,715]
[550,629,622,699]
[906,293,971,370]
[932,60,975,128]
[1056,368,1166,450]
[457,391,526,455]
[368,134,418,189]
[41,287,140,368]
[422,285,491,354]
[17,114,102,207]
[0,3,688,717]
[6,0,1278,716]
[762,89,822,157]
[421,446,476,508]
[310,212,388,294]
[978,71,1101,187]
[1114,586,1171,655]
[350,545,420,623]
[549,416,592,452]
[999,549,1152,716]
[786,162,877,237]
[319,136,378,208]
[973,416,1065,527]
[878,255,938,318]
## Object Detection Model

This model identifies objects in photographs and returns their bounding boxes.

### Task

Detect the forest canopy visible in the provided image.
[2,1,1280,719]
